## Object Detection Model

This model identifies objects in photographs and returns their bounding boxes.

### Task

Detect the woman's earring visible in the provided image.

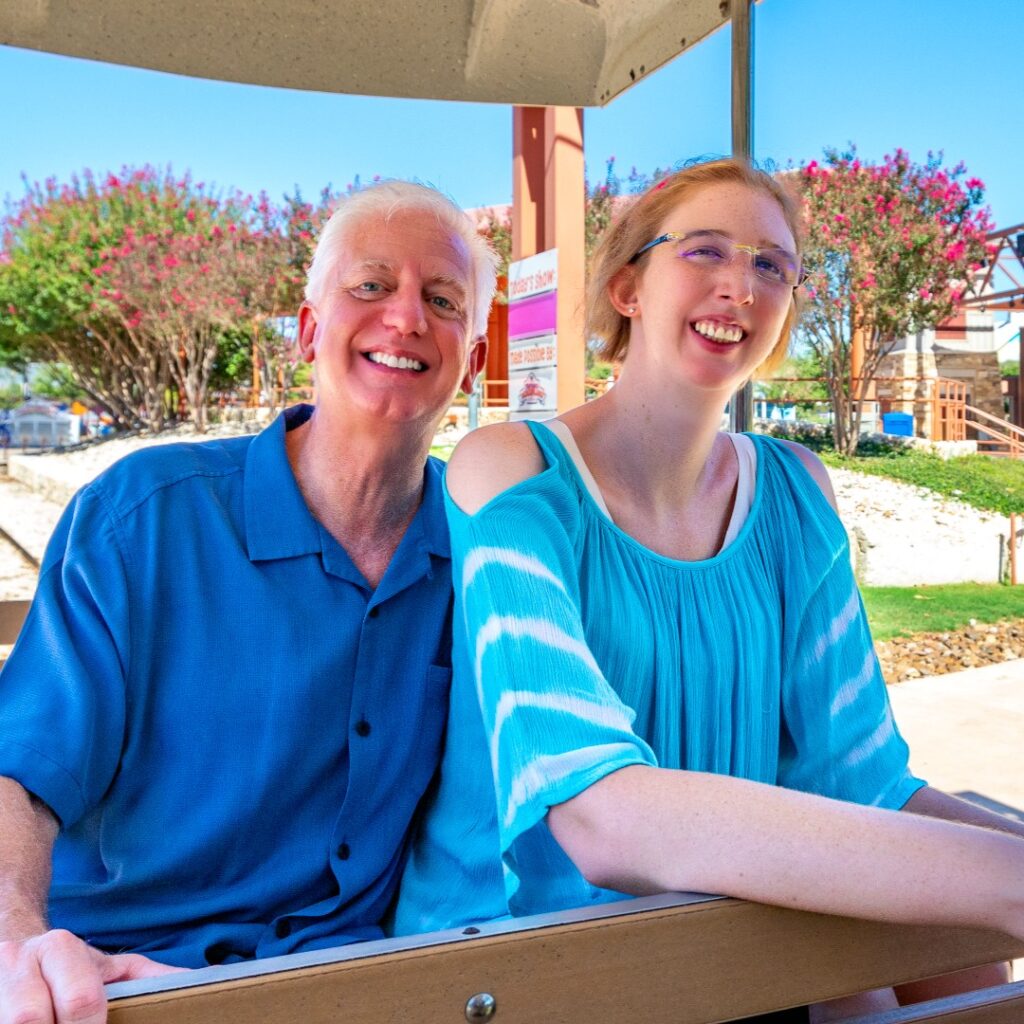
[627,306,636,315]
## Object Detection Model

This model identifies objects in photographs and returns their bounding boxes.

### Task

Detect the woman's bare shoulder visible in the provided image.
[446,421,547,514]
[773,438,839,512]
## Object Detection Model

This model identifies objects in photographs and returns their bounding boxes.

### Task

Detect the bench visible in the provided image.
[105,892,1024,1023]
[0,599,30,646]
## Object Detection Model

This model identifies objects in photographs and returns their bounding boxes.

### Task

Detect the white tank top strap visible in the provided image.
[542,419,614,521]
[721,432,757,550]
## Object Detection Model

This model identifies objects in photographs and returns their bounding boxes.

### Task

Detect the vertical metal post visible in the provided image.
[729,0,755,434]
[1011,513,1018,586]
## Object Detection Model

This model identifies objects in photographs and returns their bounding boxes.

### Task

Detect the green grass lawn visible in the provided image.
[862,583,1024,641]
[819,450,1024,516]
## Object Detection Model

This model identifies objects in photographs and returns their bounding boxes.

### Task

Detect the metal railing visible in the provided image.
[965,404,1024,458]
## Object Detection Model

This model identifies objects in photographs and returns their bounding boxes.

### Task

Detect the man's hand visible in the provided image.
[0,929,183,1024]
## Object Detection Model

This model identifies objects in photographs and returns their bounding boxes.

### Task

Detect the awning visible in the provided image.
[0,0,730,107]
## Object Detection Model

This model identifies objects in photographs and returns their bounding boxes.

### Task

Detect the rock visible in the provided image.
[877,618,1024,683]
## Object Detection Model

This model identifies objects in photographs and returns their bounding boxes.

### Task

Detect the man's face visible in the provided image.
[298,208,485,431]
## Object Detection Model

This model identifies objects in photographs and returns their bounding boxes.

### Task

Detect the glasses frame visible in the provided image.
[628,231,808,288]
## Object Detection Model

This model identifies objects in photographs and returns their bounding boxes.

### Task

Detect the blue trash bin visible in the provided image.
[881,412,913,436]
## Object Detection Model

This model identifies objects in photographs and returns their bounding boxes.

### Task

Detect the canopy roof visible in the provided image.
[1,0,729,107]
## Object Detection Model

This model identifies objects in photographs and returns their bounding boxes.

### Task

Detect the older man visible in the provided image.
[0,181,495,1023]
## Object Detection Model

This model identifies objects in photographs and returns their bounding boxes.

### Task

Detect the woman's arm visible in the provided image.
[548,763,1024,939]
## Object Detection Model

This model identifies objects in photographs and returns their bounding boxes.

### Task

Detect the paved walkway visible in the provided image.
[889,660,1024,817]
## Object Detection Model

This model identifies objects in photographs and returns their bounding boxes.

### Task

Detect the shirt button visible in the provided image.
[337,842,351,860]
[355,720,371,737]
[275,919,292,939]
[368,606,380,619]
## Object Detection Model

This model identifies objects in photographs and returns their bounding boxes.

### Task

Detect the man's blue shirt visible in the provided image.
[0,405,453,966]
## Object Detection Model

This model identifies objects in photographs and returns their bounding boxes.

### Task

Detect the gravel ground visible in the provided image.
[829,467,1009,587]
[877,619,1024,683]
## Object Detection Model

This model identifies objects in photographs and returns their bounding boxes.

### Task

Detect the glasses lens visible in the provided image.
[753,249,799,287]
[676,232,800,287]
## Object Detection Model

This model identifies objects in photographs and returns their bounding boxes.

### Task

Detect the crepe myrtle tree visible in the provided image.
[0,169,171,428]
[0,168,250,429]
[0,168,319,430]
[795,147,993,455]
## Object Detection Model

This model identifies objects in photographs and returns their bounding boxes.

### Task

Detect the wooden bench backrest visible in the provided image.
[0,599,30,646]
[105,894,1024,1024]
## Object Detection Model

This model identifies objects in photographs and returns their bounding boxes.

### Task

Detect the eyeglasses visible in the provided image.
[629,230,806,288]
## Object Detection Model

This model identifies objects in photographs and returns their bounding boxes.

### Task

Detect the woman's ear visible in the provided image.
[607,266,639,318]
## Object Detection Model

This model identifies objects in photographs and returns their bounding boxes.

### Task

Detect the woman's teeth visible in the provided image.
[367,351,425,371]
[693,320,744,344]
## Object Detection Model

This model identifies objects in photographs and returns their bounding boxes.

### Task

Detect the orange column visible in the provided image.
[512,105,586,413]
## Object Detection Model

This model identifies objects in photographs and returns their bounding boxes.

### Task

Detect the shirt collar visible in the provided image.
[244,404,322,562]
[243,404,451,566]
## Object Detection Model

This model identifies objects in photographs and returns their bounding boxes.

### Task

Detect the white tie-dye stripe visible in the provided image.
[806,587,860,668]
[503,745,631,829]
[844,706,895,769]
[490,690,634,775]
[475,615,603,705]
[829,649,878,718]
[868,768,913,806]
[463,546,566,598]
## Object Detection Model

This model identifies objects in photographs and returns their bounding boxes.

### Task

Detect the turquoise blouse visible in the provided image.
[392,423,924,935]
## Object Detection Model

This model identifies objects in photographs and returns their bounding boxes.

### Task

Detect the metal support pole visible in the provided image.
[729,0,755,434]
[1011,512,1018,586]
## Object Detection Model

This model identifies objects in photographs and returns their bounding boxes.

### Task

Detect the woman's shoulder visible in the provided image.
[446,421,549,515]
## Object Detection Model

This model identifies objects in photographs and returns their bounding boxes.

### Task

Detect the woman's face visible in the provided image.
[625,182,797,395]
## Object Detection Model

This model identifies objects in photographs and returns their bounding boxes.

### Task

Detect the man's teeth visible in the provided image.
[693,320,744,344]
[367,351,425,371]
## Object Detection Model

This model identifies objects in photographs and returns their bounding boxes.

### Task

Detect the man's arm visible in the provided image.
[904,785,1024,840]
[0,776,57,941]
[0,777,179,1024]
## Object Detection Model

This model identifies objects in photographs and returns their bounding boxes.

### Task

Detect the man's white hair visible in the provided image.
[305,180,499,338]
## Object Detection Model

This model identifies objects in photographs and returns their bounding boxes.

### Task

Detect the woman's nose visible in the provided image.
[716,256,756,305]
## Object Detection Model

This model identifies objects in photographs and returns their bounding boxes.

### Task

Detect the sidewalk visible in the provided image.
[889,660,1024,819]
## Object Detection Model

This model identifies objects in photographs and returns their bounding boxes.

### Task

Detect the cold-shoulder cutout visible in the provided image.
[774,438,838,512]
[446,420,547,515]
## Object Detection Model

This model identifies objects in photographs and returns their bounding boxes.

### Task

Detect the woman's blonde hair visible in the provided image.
[586,158,804,377]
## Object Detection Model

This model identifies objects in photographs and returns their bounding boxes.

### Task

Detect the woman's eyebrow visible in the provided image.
[673,229,796,256]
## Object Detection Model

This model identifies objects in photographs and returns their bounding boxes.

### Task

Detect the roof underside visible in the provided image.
[1,0,730,107]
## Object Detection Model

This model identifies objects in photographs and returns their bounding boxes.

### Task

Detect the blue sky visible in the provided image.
[1,0,1021,227]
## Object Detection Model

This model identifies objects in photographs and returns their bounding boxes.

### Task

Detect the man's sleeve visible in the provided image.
[777,543,925,810]
[447,478,656,859]
[0,484,131,827]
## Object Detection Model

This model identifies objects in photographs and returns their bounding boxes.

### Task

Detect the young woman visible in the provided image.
[393,160,1024,1018]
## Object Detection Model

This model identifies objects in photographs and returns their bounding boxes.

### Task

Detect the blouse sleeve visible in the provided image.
[446,471,657,858]
[777,539,926,810]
